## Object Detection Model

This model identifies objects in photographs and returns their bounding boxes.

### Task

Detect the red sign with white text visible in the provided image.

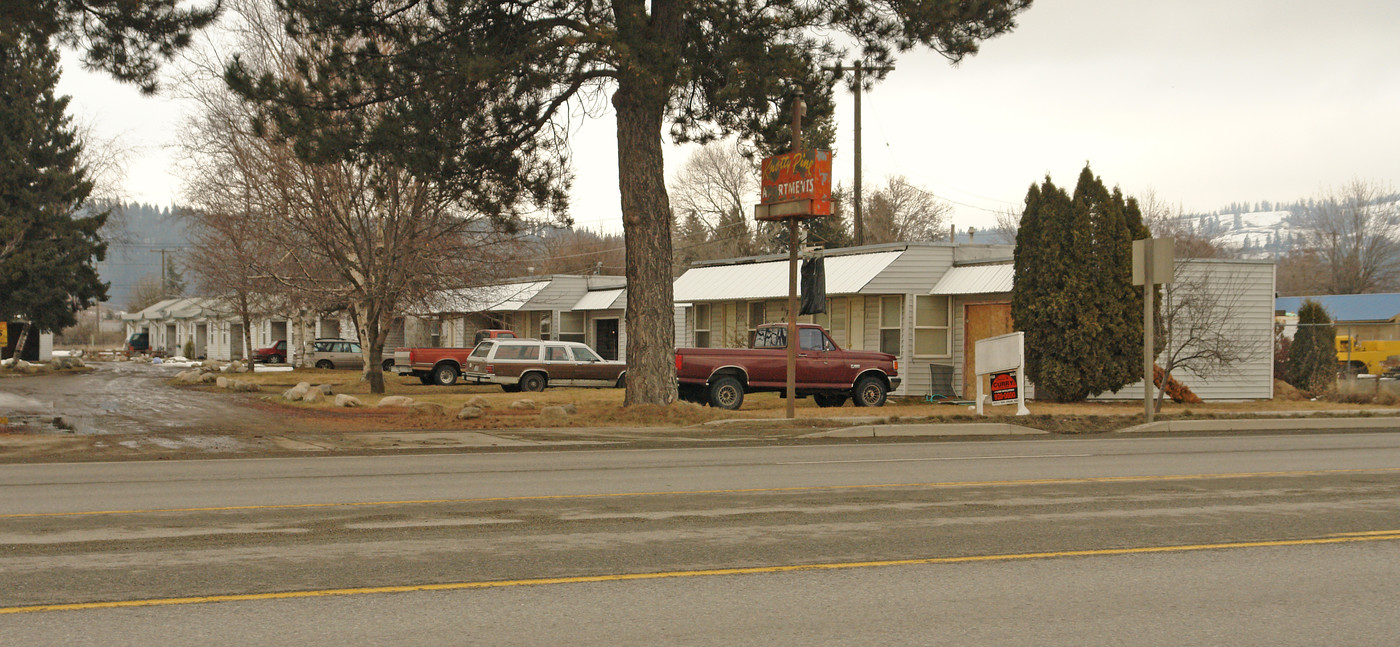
[990,371,1019,402]
[760,149,832,215]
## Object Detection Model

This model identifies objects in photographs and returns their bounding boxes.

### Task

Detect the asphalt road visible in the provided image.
[3,432,1400,644]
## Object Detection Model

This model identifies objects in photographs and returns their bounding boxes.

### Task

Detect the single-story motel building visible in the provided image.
[121,242,1276,401]
[671,242,1277,401]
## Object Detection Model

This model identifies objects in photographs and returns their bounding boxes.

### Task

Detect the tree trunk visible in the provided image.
[614,84,676,406]
[239,295,255,372]
[353,304,387,394]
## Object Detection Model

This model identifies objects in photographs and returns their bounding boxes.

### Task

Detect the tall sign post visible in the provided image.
[1133,238,1175,423]
[753,91,833,418]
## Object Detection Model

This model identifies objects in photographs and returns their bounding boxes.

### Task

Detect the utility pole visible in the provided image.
[786,92,805,420]
[828,60,894,246]
[150,248,177,297]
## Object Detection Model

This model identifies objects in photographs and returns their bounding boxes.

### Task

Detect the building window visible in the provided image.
[747,302,764,333]
[829,297,847,348]
[559,311,586,344]
[914,295,950,357]
[879,295,902,355]
[694,304,711,348]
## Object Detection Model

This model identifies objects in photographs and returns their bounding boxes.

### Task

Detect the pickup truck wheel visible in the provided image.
[708,376,744,410]
[813,393,847,408]
[381,359,394,372]
[852,376,888,407]
[315,360,333,370]
[615,374,626,389]
[432,364,459,386]
[520,372,547,392]
[270,355,283,364]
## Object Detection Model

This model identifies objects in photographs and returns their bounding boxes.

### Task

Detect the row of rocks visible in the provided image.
[370,395,577,420]
[215,376,260,392]
[280,382,363,407]
[0,357,87,373]
[174,369,220,385]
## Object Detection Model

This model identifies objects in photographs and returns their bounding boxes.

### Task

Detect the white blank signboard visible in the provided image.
[974,332,1023,375]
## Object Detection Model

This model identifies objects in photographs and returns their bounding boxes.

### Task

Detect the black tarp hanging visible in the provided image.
[800,255,827,315]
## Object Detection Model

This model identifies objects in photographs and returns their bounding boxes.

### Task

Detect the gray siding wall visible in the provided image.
[859,245,954,295]
[1100,259,1276,401]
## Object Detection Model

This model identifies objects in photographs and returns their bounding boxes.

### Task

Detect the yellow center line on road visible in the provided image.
[4,467,1399,519]
[5,531,1400,615]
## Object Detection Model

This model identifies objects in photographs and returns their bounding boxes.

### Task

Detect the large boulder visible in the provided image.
[282,385,309,401]
[456,406,483,420]
[334,394,363,408]
[411,402,447,416]
[302,388,325,404]
[540,406,570,423]
[509,399,538,410]
[175,370,202,385]
[466,395,492,409]
[200,373,219,384]
[216,376,230,388]
[230,380,260,393]
[377,396,415,408]
[315,384,334,395]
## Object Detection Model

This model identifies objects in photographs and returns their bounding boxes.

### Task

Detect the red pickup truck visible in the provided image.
[393,330,517,385]
[674,323,900,410]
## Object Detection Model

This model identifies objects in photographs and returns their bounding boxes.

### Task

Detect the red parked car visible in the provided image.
[253,340,287,364]
[674,323,900,410]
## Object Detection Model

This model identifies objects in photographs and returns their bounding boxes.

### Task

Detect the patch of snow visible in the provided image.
[161,361,202,368]
[254,365,295,372]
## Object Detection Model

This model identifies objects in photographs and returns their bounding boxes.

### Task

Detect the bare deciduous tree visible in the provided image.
[125,274,167,313]
[862,176,950,244]
[177,0,536,391]
[1154,261,1267,410]
[1137,187,1228,259]
[668,142,765,260]
[989,206,1020,244]
[1294,179,1400,294]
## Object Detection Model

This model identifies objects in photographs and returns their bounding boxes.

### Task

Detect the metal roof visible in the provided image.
[574,288,625,311]
[929,264,1014,295]
[427,281,551,313]
[673,250,904,302]
[1275,293,1400,322]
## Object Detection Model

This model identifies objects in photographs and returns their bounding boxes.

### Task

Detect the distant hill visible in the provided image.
[93,202,190,309]
[1163,194,1400,260]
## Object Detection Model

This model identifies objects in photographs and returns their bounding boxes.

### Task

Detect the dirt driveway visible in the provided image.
[0,361,279,435]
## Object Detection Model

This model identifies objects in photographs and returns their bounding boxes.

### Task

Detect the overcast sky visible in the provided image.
[56,0,1400,235]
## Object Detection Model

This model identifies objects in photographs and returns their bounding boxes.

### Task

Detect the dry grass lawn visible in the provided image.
[195,366,1400,433]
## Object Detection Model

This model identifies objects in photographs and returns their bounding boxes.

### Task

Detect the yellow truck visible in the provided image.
[1335,336,1400,375]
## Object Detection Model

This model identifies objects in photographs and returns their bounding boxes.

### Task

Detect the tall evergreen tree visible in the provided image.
[1285,299,1336,393]
[1013,166,1153,401]
[0,32,108,338]
[1013,176,1097,401]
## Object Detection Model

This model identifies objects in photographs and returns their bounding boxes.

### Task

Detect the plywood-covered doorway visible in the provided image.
[963,303,1013,399]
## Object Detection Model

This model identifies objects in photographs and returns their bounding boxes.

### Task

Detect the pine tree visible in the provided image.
[1013,176,1097,401]
[0,32,108,335]
[1286,299,1336,393]
[1013,166,1154,402]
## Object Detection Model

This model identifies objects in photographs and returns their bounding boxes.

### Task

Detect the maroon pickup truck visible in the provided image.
[674,323,900,410]
[393,330,517,385]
